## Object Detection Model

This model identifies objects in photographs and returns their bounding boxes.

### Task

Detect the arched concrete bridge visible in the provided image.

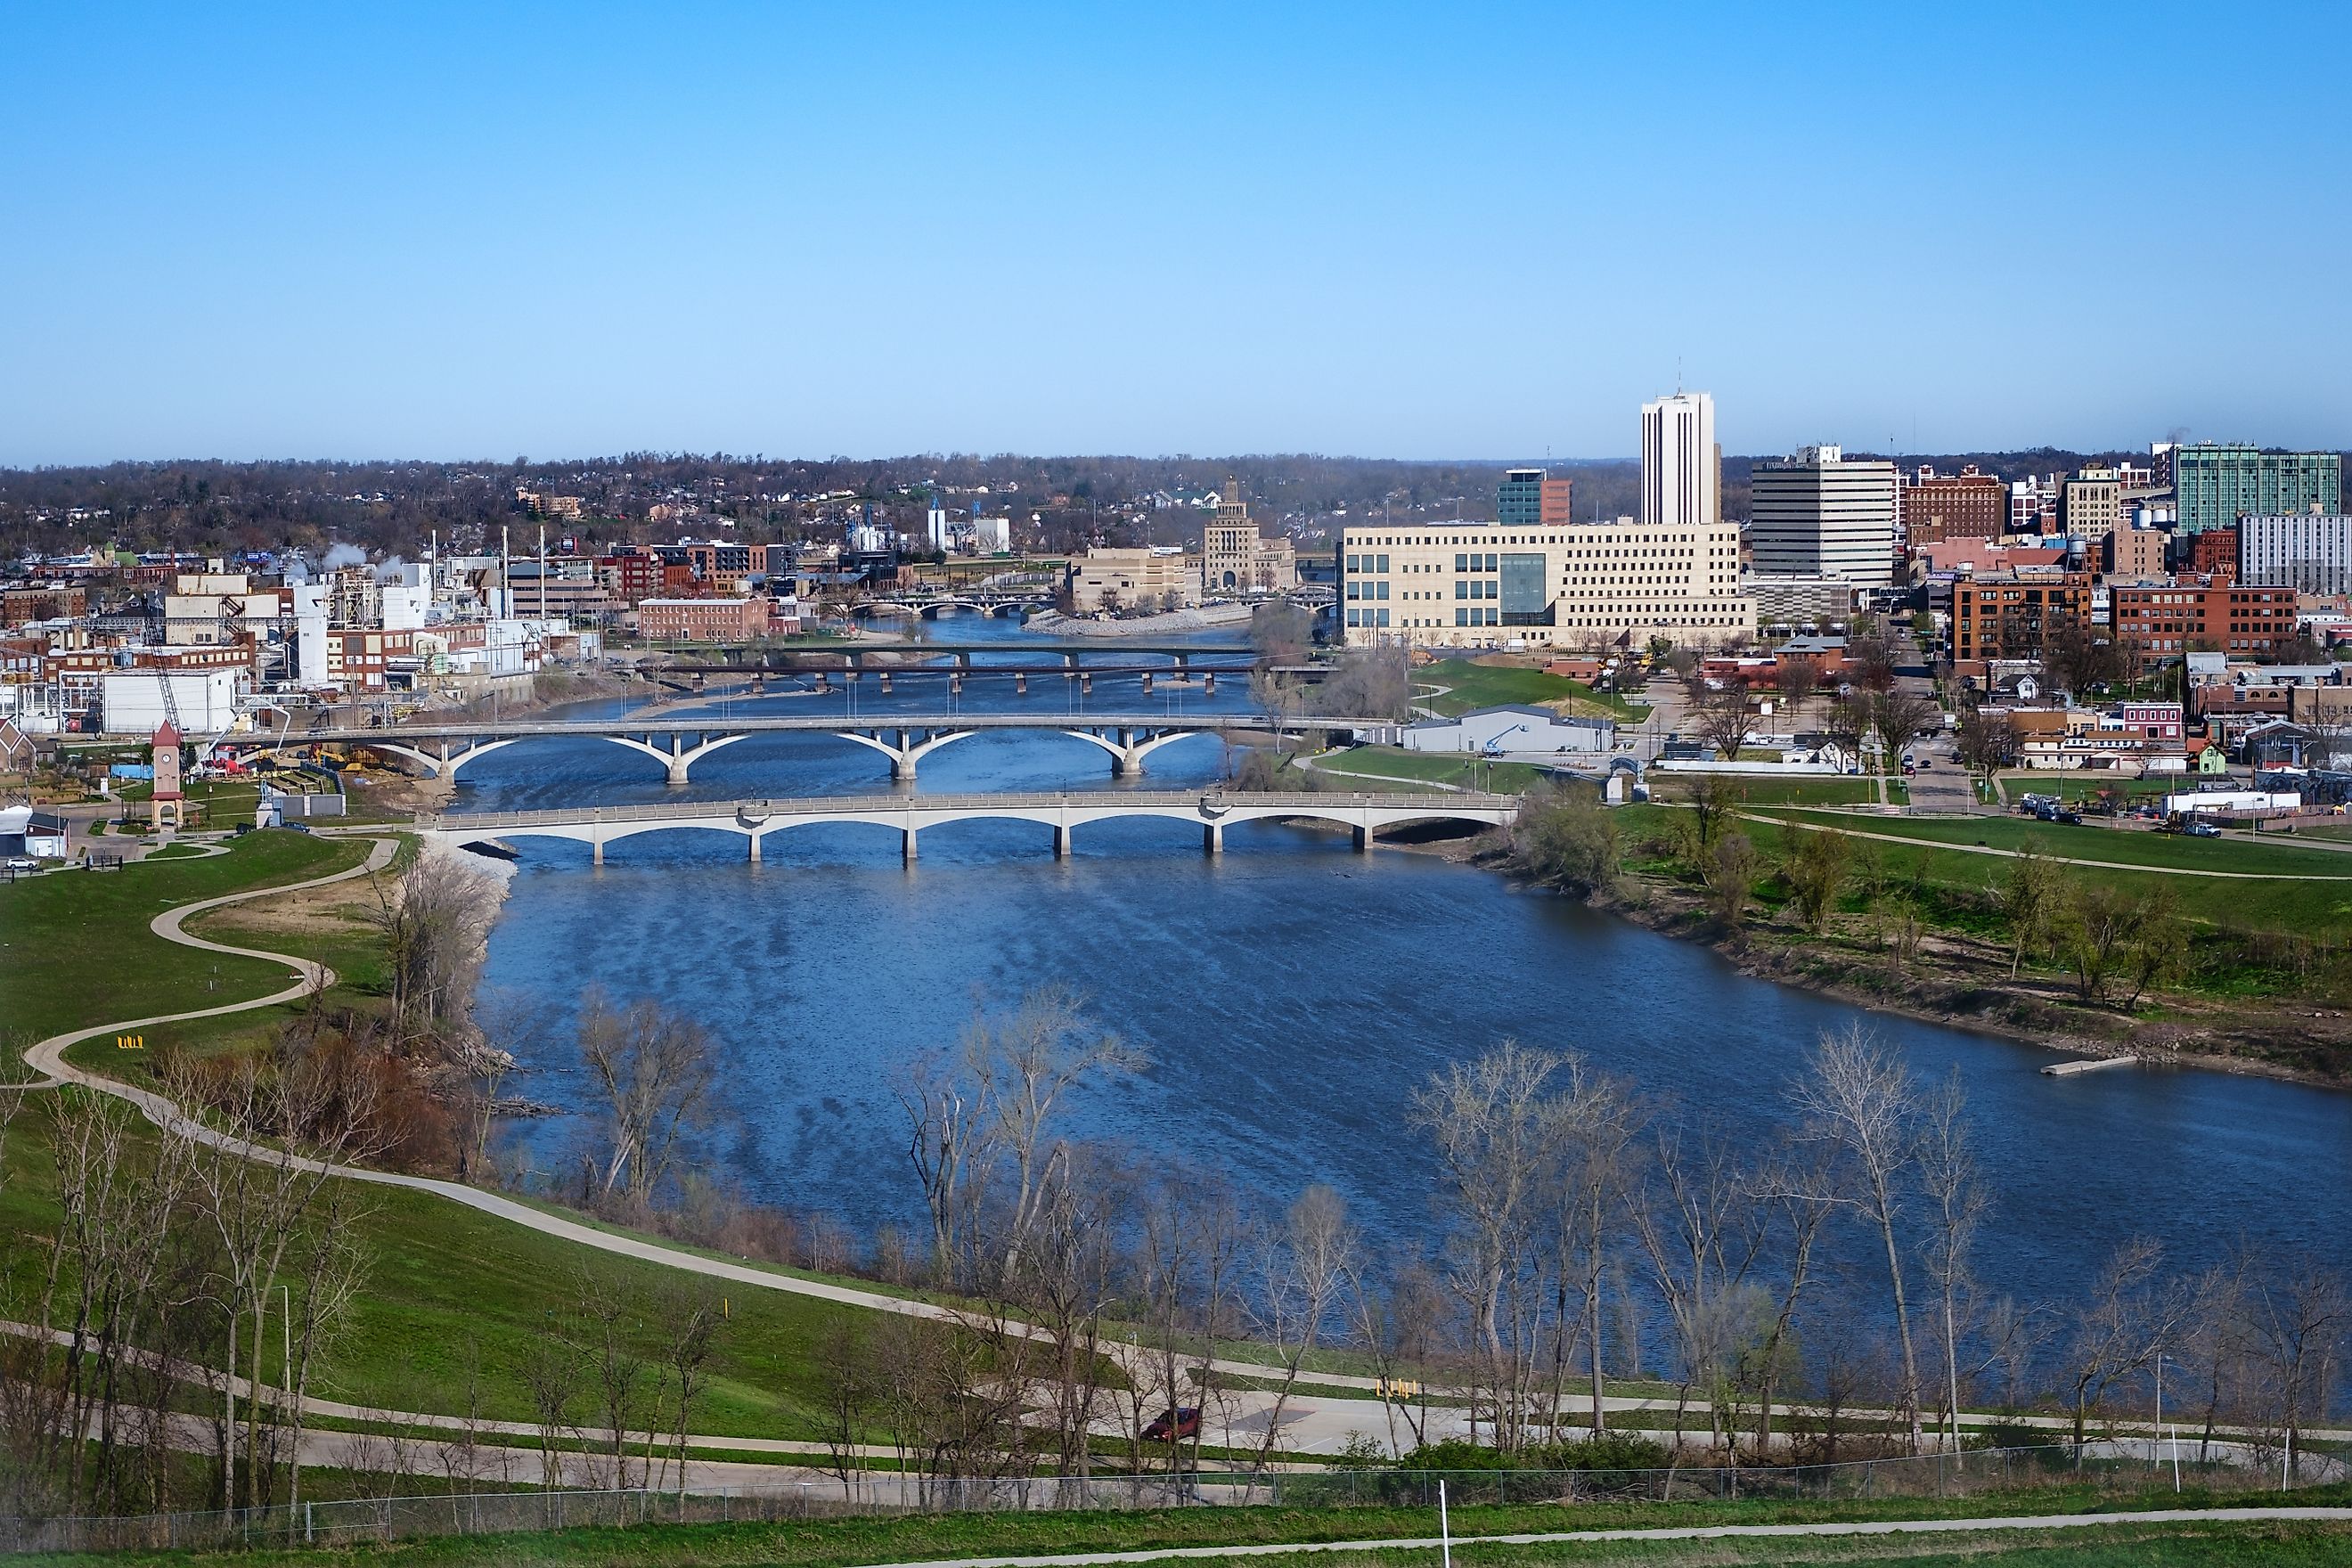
[249,714,1398,784]
[400,789,1515,865]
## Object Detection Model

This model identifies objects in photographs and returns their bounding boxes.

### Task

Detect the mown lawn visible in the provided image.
[1416,660,1649,722]
[1652,775,1883,807]
[10,1485,2346,1568]
[0,1103,887,1443]
[1754,809,2352,878]
[0,829,371,1049]
[1325,746,1548,793]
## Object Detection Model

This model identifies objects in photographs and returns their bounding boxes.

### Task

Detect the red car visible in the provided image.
[1142,1408,1201,1441]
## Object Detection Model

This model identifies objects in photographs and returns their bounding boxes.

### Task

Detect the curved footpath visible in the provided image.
[23,835,2352,1474]
[1751,810,2352,880]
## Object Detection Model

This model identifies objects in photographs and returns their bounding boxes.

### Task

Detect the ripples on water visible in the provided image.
[469,618,2352,1317]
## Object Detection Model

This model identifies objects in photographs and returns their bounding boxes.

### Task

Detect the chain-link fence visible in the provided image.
[0,1444,2317,1556]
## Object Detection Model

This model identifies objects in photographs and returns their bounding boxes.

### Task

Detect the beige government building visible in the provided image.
[1341,392,1755,651]
[1338,515,1753,650]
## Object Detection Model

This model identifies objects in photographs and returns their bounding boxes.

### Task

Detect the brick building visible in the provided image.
[2110,583,2299,667]
[1950,572,2095,664]
[1899,465,2006,544]
[637,598,767,641]
[2188,527,2237,576]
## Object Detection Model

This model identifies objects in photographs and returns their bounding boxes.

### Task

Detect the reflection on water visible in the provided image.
[469,614,2352,1316]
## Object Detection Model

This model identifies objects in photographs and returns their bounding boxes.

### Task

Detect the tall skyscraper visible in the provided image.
[2173,445,2341,535]
[1641,392,1718,531]
[1750,445,1899,587]
[1498,468,1573,528]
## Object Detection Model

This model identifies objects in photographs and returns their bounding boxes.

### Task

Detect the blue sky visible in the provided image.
[4,2,2347,464]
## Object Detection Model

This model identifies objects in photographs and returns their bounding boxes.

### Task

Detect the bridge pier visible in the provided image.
[1204,822,1222,855]
[1053,824,1072,859]
[1079,672,1093,696]
[665,738,690,786]
[1015,672,1028,694]
[592,837,605,866]
[1140,671,1153,694]
[949,671,963,696]
[813,672,830,692]
[1352,824,1372,853]
[748,831,762,863]
[1203,673,1217,695]
[878,672,893,694]
[902,828,919,863]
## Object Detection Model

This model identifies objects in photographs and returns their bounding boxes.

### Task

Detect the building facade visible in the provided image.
[636,598,768,641]
[2173,445,2341,535]
[1640,392,1718,532]
[2240,514,2352,597]
[1068,549,1199,613]
[2062,466,2123,543]
[1749,445,1899,587]
[1201,479,1296,592]
[1899,465,2006,544]
[2110,583,2299,666]
[1338,515,1752,649]
[1949,572,2094,665]
[1498,468,1574,529]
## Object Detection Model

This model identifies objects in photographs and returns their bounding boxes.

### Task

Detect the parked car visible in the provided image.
[2183,820,2222,838]
[4,856,37,872]
[2055,809,2083,825]
[1142,1408,1202,1442]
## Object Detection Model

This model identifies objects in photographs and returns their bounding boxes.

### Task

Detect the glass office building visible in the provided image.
[2174,445,2340,535]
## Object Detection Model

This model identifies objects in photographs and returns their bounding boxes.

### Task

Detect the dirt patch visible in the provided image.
[191,875,384,944]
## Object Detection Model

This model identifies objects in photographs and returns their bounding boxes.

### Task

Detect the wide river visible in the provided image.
[466,616,2352,1316]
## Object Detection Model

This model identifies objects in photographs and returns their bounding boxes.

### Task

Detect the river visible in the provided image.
[462,614,2352,1318]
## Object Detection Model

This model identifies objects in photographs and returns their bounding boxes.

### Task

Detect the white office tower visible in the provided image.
[1750,445,1899,588]
[1641,391,1719,531]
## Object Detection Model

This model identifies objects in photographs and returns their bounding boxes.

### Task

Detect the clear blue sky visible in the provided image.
[4,2,2347,465]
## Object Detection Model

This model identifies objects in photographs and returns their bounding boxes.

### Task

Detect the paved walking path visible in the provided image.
[26,833,2351,1480]
[853,1507,2352,1568]
[1750,811,2352,880]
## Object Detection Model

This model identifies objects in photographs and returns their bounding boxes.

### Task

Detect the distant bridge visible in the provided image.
[844,592,1058,618]
[248,713,1396,783]
[642,641,1254,669]
[399,789,1515,864]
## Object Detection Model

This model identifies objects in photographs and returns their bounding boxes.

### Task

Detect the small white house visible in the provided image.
[1401,704,1615,756]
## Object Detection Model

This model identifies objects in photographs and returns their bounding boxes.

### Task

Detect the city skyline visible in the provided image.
[4,3,2348,466]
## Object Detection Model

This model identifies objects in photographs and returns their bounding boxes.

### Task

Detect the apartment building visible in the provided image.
[1899,465,2006,544]
[1337,516,1752,649]
[2062,466,2123,543]
[1950,572,2095,664]
[2110,583,2299,667]
[2173,445,2341,535]
[2240,514,2352,597]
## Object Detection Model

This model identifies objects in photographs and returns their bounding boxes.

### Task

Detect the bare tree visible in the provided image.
[1629,1121,1767,1450]
[576,989,716,1208]
[1781,823,1852,934]
[366,850,502,1046]
[1687,682,1754,764]
[1773,656,1822,719]
[2002,843,2061,977]
[1409,1041,1556,1449]
[2062,1237,2184,1449]
[1546,1060,1642,1433]
[1245,1185,1360,1473]
[1916,1071,1984,1451]
[1703,832,1761,930]
[1790,1025,1926,1450]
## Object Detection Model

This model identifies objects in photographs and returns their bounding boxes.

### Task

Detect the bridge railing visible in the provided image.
[259,715,1396,745]
[412,791,1518,829]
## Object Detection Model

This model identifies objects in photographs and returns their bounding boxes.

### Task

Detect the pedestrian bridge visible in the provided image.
[403,789,1516,864]
[246,713,1394,784]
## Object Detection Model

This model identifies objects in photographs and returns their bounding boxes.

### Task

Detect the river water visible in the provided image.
[465,615,2352,1315]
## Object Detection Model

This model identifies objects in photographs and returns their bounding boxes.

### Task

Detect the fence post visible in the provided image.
[305,1503,313,1545]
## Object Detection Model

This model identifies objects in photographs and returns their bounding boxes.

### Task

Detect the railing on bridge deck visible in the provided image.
[412,790,1518,831]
